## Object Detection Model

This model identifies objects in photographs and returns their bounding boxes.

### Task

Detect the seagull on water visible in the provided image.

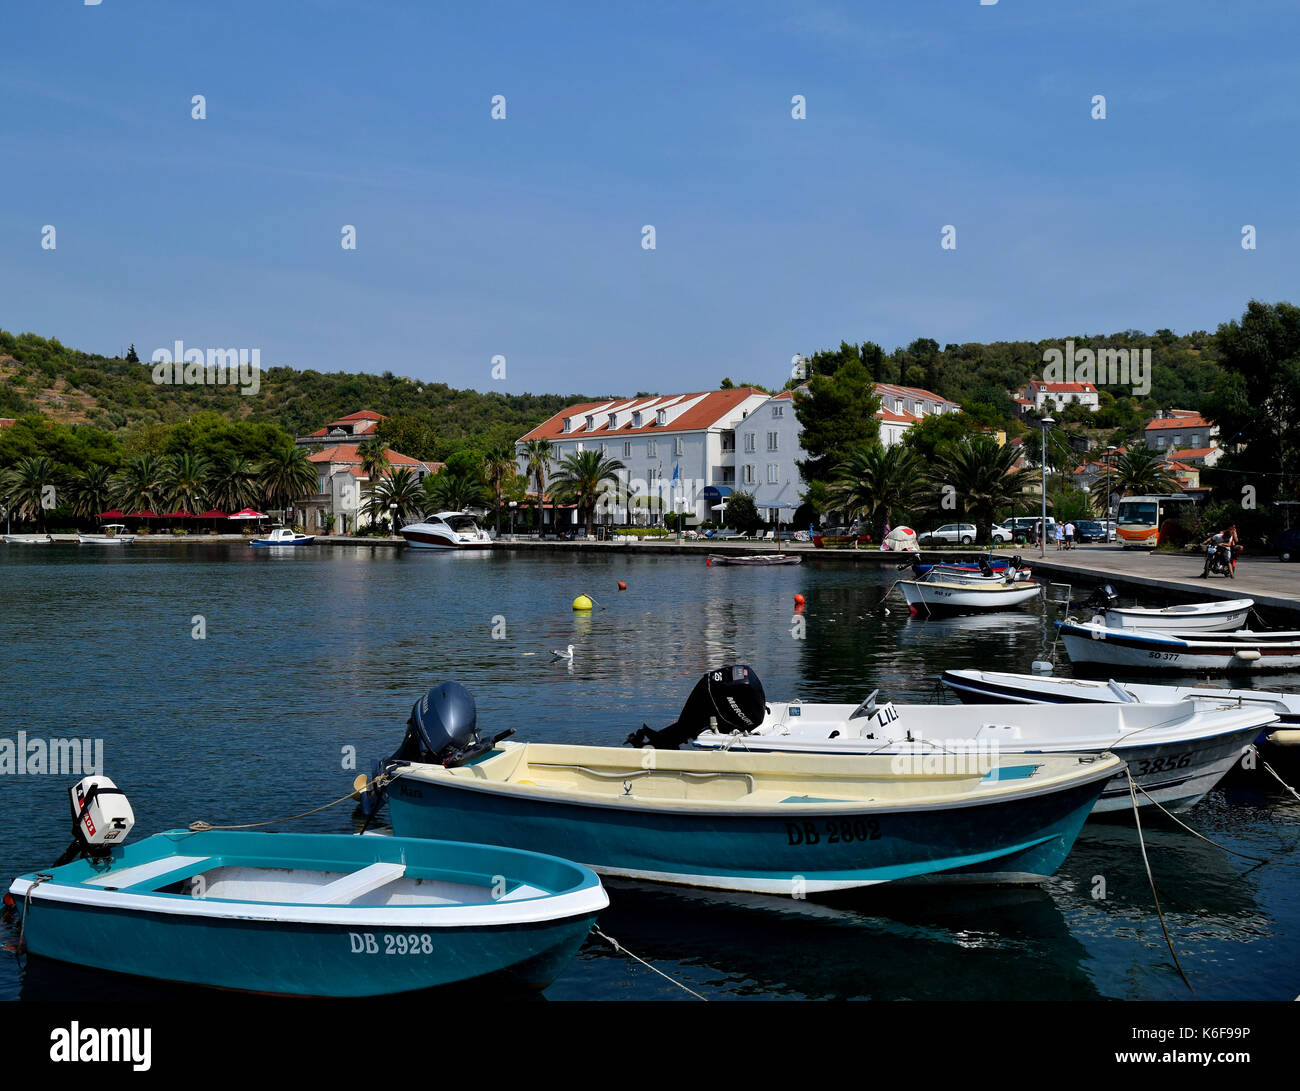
[551,644,575,661]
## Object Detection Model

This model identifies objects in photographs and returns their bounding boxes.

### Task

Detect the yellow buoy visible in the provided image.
[572,594,594,611]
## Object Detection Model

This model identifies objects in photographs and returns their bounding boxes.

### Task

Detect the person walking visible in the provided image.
[1064,521,1076,550]
[1054,522,1064,551]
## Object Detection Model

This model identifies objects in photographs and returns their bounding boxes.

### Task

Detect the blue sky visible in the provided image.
[2,1,1296,396]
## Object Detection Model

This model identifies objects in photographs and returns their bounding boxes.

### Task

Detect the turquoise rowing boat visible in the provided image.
[8,828,607,996]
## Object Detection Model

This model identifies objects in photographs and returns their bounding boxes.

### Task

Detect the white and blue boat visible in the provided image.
[9,779,607,996]
[370,672,1121,894]
[249,526,315,547]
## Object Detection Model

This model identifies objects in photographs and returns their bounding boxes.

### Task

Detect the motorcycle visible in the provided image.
[1201,541,1236,578]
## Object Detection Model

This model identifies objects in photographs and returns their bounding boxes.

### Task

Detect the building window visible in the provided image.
[674,437,684,456]
[766,432,778,452]
[656,410,666,426]
[562,418,571,433]
[743,433,756,453]
[1157,436,1167,447]
[767,464,779,484]
[623,442,631,457]
[647,439,657,457]
[632,412,642,428]
[721,434,735,453]
[1191,434,1199,448]
[608,413,617,429]
[743,464,755,485]
[772,405,783,418]
[575,442,583,453]
[584,415,594,431]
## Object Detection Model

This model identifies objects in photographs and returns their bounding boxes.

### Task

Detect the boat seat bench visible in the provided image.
[313,861,407,904]
[83,855,212,891]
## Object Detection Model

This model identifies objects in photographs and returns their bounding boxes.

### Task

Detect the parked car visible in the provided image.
[1074,520,1107,544]
[1277,527,1300,562]
[999,516,1058,544]
[919,523,1011,546]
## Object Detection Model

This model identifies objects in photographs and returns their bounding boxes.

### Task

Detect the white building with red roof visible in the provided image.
[295,410,443,533]
[516,388,769,526]
[872,383,962,446]
[1021,380,1099,413]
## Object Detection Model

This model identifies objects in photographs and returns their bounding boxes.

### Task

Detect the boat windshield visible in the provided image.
[445,516,479,532]
[1117,502,1158,527]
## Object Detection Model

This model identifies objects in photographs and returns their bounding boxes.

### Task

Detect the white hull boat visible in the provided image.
[1094,597,1254,632]
[941,669,1300,746]
[691,696,1272,813]
[250,527,315,547]
[3,534,52,544]
[400,511,492,549]
[899,579,1041,615]
[1059,620,1300,673]
[78,524,135,545]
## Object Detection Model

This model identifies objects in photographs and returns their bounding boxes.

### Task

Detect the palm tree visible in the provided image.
[364,467,426,531]
[826,445,927,539]
[1,456,60,531]
[481,444,518,535]
[205,455,258,513]
[521,437,554,536]
[111,453,167,515]
[928,435,1036,545]
[1105,446,1182,500]
[258,447,319,524]
[550,449,626,536]
[161,452,210,514]
[357,438,390,486]
[69,463,114,520]
[422,467,489,514]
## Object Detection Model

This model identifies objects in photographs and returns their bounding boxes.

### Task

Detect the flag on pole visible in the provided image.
[672,463,679,485]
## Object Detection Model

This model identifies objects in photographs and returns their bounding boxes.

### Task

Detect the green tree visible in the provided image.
[826,445,927,538]
[376,416,439,461]
[1107,446,1182,497]
[521,437,554,535]
[364,467,426,530]
[481,443,518,535]
[111,453,167,514]
[793,358,882,484]
[423,467,489,513]
[258,447,319,520]
[161,452,210,513]
[357,437,390,485]
[69,463,114,519]
[550,449,625,535]
[928,435,1036,544]
[724,490,762,534]
[1,456,60,530]
[205,455,258,513]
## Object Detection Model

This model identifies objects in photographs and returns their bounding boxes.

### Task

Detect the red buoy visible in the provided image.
[617,581,627,591]
[793,593,805,610]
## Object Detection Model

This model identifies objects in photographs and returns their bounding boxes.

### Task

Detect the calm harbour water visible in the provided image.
[1,543,1297,1001]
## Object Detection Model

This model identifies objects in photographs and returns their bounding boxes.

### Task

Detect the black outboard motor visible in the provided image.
[1082,583,1118,611]
[625,665,767,749]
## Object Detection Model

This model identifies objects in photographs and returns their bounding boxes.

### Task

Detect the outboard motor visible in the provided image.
[1082,583,1118,611]
[390,681,514,768]
[51,776,135,867]
[626,665,767,749]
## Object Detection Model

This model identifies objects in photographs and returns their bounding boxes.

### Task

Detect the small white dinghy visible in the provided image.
[690,692,1274,813]
[1084,586,1253,631]
[941,669,1300,746]
[3,534,53,544]
[899,579,1041,615]
[78,524,136,544]
[1059,619,1300,673]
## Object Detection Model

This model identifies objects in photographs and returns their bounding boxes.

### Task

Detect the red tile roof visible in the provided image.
[307,444,440,474]
[518,389,765,442]
[0,418,14,428]
[1146,414,1211,431]
[1170,447,1216,459]
[1028,381,1098,394]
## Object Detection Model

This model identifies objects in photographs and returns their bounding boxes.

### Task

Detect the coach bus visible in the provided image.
[1115,493,1199,549]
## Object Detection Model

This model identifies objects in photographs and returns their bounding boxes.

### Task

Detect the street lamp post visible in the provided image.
[1105,444,1117,534]
[1039,417,1055,558]
[508,500,517,538]
[389,502,397,537]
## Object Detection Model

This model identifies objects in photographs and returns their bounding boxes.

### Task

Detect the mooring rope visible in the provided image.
[1261,757,1300,803]
[593,927,707,1001]
[187,771,402,832]
[1127,770,1196,996]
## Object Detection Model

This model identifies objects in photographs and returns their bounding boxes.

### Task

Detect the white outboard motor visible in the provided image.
[53,776,135,866]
